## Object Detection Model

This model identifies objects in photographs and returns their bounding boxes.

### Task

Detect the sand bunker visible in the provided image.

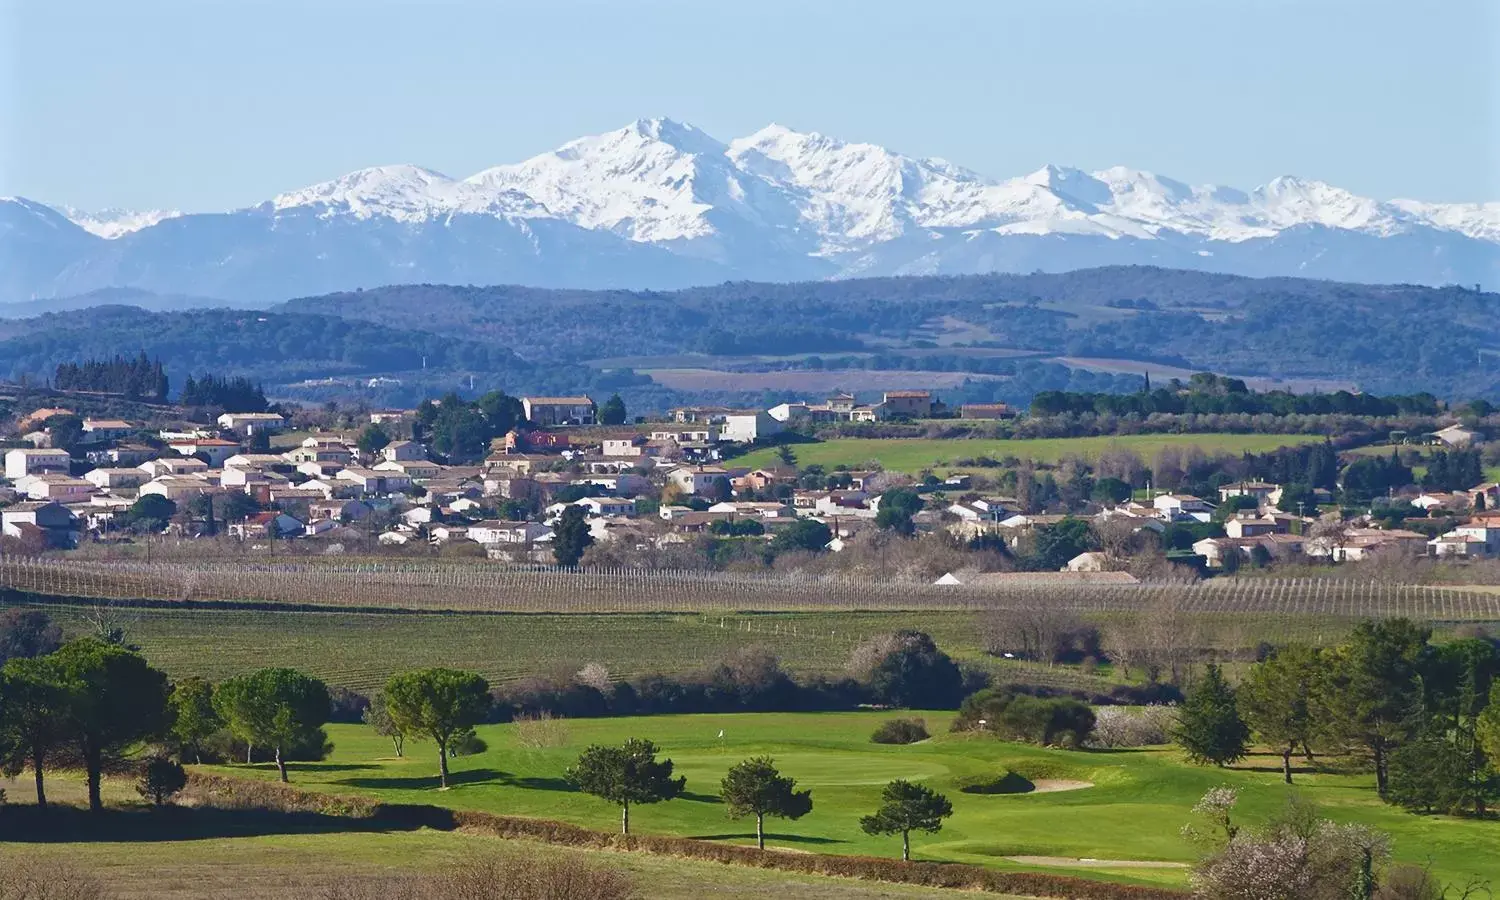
[1026,779,1094,793]
[1008,855,1188,869]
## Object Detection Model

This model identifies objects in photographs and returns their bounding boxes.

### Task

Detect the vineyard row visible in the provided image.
[3,557,1499,621]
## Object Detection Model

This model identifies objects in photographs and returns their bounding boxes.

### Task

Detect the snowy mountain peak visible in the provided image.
[623,116,715,148]
[549,117,728,163]
[727,124,978,245]
[270,164,459,222]
[1022,165,1113,209]
[57,206,183,239]
[1251,175,1392,233]
[1093,167,1194,201]
[732,122,843,153]
[743,122,800,141]
[464,119,742,243]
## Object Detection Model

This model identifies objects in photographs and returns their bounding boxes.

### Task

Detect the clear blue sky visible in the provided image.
[2,0,1496,211]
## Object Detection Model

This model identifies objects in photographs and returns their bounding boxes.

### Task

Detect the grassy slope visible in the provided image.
[8,829,999,900]
[739,434,1325,474]
[194,712,1496,889]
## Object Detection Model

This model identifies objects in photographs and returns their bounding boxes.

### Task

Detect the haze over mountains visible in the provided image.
[4,118,1498,305]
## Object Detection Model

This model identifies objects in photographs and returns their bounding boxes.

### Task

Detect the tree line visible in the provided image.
[53,353,169,402]
[1174,619,1500,815]
[180,374,269,412]
[1032,373,1449,419]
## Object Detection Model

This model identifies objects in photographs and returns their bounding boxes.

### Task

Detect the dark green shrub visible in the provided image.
[871,718,930,745]
[952,687,1016,731]
[852,631,964,709]
[137,756,188,805]
[450,728,488,757]
[951,689,1095,747]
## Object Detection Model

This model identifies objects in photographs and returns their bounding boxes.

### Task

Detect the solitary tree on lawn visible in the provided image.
[720,756,813,850]
[384,668,491,788]
[859,779,953,861]
[214,668,330,783]
[567,738,685,834]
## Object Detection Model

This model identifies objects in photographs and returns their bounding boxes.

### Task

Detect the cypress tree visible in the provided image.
[1175,664,1250,767]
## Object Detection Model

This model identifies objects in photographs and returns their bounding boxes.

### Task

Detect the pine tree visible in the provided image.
[859,779,953,861]
[599,393,627,425]
[1175,664,1250,767]
[1240,645,1322,783]
[720,757,813,849]
[567,738,685,834]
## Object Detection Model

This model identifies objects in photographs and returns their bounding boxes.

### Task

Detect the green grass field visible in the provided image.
[187,712,1495,890]
[740,434,1326,474]
[24,602,1141,695]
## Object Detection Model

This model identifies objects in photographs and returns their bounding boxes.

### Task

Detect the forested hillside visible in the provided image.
[2,268,1496,407]
[0,306,649,405]
[279,268,1500,398]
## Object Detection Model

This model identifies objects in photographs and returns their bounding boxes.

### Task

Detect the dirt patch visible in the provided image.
[1027,779,1094,793]
[1008,856,1188,869]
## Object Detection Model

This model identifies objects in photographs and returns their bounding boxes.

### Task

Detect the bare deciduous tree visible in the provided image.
[981,601,1081,665]
[513,711,572,750]
[1152,448,1185,492]
[1095,449,1147,489]
[1138,592,1201,684]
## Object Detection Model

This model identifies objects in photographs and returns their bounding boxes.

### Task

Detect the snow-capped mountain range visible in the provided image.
[4,117,1497,304]
[58,207,183,240]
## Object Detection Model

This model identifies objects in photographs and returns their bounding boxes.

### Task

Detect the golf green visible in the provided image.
[196,711,1497,889]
